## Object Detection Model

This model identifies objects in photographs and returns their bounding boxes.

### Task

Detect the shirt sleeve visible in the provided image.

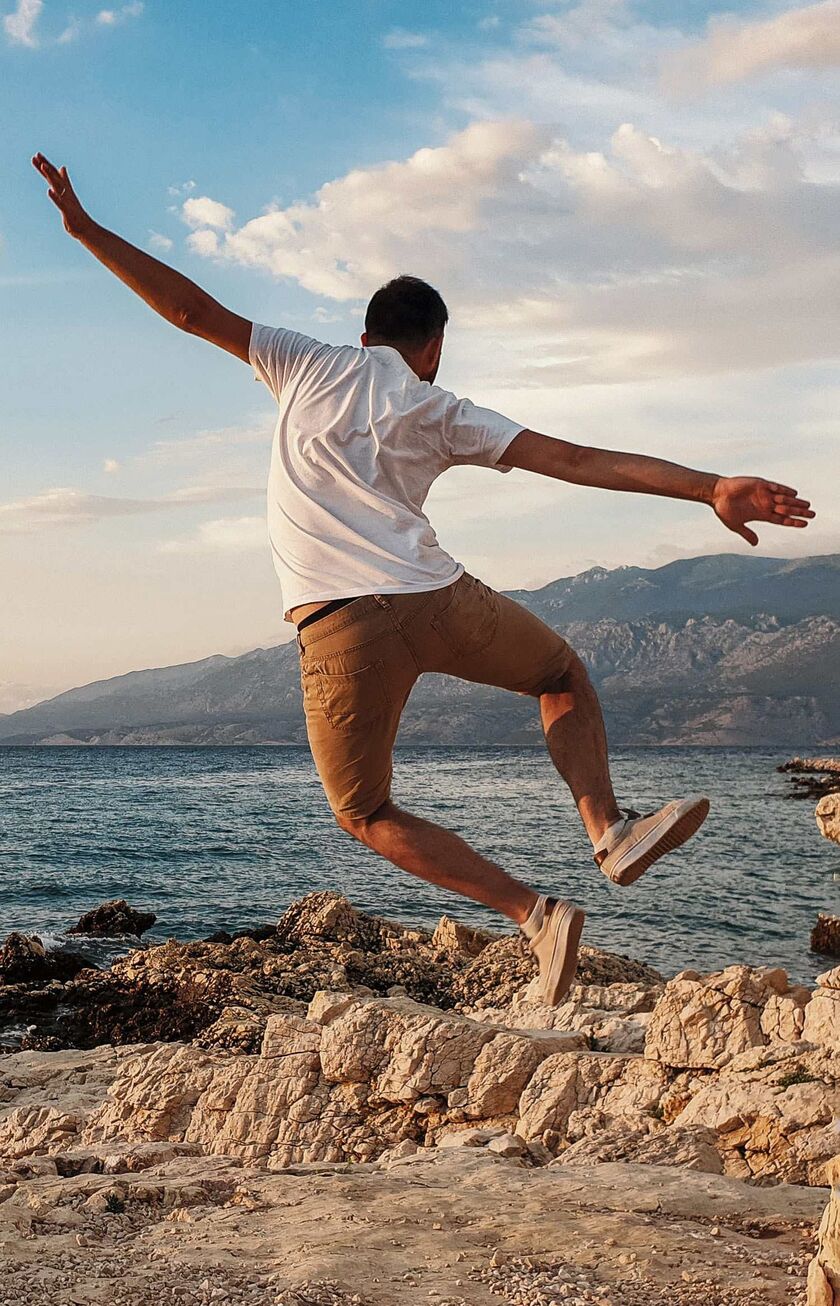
[249,323,325,401]
[443,394,524,474]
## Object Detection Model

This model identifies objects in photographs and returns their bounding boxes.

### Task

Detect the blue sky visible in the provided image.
[2,0,839,703]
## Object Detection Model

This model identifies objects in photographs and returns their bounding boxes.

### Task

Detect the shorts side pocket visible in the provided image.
[431,575,500,660]
[312,659,392,733]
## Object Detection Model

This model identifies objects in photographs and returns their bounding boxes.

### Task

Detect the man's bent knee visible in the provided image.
[335,799,393,843]
[537,650,589,697]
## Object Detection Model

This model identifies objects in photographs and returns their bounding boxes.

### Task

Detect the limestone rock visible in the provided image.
[468,978,661,1056]
[437,1127,505,1149]
[431,915,494,958]
[454,934,662,1011]
[556,1124,724,1174]
[516,1050,652,1142]
[814,916,840,960]
[675,1043,840,1184]
[69,898,157,937]
[645,965,806,1071]
[805,988,840,1049]
[318,995,497,1102]
[375,1138,420,1166]
[486,1132,527,1157]
[462,1028,588,1119]
[0,1045,119,1160]
[817,794,840,846]
[0,893,836,1192]
[276,892,398,949]
[808,1156,840,1305]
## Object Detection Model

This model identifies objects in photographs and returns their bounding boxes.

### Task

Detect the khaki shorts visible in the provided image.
[297,571,574,820]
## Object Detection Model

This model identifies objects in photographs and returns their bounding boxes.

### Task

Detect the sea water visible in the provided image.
[0,745,836,983]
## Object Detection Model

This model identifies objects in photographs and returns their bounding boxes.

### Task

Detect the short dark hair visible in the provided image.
[364,275,448,348]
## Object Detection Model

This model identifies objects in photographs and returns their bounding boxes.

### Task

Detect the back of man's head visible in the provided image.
[364,275,448,349]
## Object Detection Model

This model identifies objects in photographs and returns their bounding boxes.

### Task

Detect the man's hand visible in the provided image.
[32,154,92,239]
[30,151,251,362]
[711,477,814,547]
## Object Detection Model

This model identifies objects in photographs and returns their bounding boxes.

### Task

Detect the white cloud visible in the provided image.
[184,119,543,299]
[523,0,636,49]
[141,421,270,469]
[57,18,79,43]
[664,1,840,92]
[382,28,429,50]
[0,485,262,534]
[186,228,221,257]
[164,485,263,506]
[103,458,120,474]
[148,230,173,252]
[97,2,143,26]
[4,0,141,47]
[183,116,840,384]
[3,0,42,46]
[181,195,235,232]
[136,420,273,489]
[159,516,267,555]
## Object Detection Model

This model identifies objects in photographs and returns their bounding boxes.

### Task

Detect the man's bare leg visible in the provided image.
[539,652,622,847]
[337,802,540,925]
[338,653,620,921]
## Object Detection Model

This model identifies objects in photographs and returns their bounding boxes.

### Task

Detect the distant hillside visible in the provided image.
[506,554,840,624]
[2,554,839,748]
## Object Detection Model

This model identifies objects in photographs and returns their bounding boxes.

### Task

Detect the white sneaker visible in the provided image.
[594,796,710,887]
[521,896,586,1005]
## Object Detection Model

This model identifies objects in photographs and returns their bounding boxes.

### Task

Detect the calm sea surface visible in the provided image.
[0,746,837,983]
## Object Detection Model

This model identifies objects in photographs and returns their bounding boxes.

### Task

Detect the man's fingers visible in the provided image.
[35,158,62,188]
[773,503,814,519]
[32,154,67,192]
[773,493,810,510]
[731,523,759,546]
[769,482,798,497]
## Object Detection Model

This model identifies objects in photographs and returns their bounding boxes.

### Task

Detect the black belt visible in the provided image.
[296,596,357,633]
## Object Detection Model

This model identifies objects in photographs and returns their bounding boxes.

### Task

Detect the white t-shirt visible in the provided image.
[250,323,523,621]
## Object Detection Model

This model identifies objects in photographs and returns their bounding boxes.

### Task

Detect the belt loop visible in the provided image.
[296,630,304,654]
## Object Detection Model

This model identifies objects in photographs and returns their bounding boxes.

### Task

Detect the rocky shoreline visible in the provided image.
[0,886,838,1305]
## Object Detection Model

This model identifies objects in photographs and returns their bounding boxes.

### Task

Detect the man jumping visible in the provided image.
[33,154,815,1003]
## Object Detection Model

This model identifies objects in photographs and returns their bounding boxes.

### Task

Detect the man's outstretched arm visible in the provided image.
[32,154,251,362]
[502,428,814,547]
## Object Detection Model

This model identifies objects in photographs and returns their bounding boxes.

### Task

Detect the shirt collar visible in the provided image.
[366,344,418,379]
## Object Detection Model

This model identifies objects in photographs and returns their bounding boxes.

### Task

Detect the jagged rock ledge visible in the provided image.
[0,892,837,1187]
[1,891,838,1304]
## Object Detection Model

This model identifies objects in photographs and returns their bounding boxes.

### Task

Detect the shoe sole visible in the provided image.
[607,797,710,887]
[541,903,586,1005]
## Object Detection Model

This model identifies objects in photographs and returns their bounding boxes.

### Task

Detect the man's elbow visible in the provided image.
[173,297,209,335]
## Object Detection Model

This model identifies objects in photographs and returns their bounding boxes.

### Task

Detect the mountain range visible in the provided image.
[2,553,839,748]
